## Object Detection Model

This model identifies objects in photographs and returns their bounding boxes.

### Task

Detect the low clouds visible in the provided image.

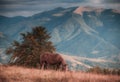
[0,0,120,17]
[0,0,83,17]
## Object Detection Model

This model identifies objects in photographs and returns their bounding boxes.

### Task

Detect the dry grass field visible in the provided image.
[0,65,120,82]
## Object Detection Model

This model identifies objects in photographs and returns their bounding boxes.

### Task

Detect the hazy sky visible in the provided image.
[0,0,120,17]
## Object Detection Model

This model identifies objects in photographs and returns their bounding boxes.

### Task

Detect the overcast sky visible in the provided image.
[0,0,120,17]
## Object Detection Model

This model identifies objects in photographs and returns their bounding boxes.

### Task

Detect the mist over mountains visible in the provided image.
[0,6,120,70]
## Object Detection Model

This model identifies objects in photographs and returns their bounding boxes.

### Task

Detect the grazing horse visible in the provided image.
[40,52,68,71]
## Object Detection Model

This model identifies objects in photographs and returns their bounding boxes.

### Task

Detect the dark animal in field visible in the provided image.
[40,52,68,71]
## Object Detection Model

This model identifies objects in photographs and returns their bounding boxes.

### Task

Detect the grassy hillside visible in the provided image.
[0,65,120,82]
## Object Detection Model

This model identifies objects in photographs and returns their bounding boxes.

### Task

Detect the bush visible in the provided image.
[87,66,120,75]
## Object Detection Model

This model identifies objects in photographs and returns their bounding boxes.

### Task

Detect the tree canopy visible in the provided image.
[6,26,56,68]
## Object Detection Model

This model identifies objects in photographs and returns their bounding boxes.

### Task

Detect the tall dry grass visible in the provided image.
[0,65,120,82]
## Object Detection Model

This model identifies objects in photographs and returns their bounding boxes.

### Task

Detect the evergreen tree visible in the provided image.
[6,26,56,68]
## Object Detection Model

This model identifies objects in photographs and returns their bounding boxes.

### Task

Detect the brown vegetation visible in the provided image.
[87,66,120,75]
[0,65,120,82]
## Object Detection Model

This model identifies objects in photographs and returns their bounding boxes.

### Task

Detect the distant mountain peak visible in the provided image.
[112,9,120,14]
[74,6,104,16]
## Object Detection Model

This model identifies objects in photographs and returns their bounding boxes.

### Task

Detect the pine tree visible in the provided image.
[6,26,56,68]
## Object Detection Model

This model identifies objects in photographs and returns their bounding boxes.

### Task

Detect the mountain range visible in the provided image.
[0,6,120,70]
